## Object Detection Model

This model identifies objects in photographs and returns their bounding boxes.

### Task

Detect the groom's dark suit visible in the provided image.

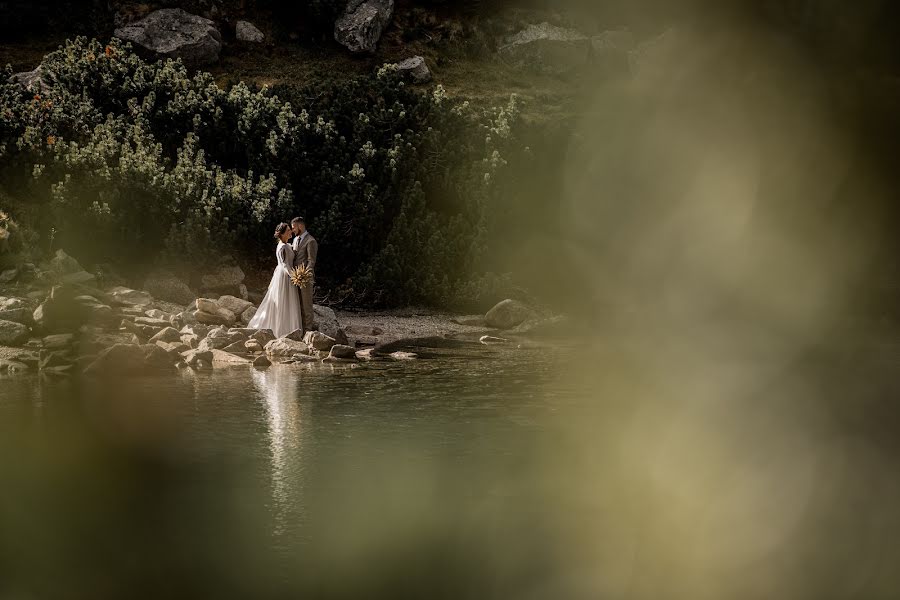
[292,231,318,332]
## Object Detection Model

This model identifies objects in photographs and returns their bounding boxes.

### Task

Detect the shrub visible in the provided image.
[0,37,528,308]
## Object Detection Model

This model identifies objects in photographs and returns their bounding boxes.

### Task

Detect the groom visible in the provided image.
[291,217,318,332]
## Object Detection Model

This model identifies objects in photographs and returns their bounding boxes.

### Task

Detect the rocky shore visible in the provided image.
[0,249,561,377]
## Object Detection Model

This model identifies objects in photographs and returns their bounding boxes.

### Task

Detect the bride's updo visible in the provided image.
[273,222,289,240]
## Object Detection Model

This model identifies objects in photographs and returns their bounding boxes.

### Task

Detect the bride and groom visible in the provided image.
[248,217,318,338]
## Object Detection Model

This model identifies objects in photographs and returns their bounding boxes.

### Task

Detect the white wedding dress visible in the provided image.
[248,241,302,338]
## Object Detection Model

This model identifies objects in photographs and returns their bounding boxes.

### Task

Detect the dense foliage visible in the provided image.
[0,37,529,307]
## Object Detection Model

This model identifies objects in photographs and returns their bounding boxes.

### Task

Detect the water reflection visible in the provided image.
[250,366,308,537]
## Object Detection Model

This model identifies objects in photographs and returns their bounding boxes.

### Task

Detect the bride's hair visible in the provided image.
[273,222,289,240]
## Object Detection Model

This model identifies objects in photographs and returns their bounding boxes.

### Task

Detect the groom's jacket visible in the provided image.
[292,233,318,280]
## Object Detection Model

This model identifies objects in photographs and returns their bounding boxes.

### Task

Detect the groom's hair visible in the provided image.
[291,217,305,226]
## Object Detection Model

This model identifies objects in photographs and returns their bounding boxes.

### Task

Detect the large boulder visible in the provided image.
[498,22,590,74]
[0,319,29,346]
[201,265,244,291]
[235,20,264,43]
[334,0,395,53]
[397,56,431,83]
[32,286,113,333]
[264,338,309,357]
[114,8,222,68]
[484,299,536,330]
[313,304,348,344]
[143,270,195,306]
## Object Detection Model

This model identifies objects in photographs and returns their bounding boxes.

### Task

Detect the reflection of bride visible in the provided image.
[250,366,306,534]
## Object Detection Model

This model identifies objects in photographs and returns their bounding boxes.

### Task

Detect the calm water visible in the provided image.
[1,334,899,599]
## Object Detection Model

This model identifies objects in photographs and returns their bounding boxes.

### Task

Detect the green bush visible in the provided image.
[0,37,528,308]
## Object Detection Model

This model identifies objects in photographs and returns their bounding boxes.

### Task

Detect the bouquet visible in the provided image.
[289,264,313,288]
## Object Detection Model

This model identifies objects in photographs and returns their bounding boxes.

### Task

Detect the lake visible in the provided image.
[1,332,898,599]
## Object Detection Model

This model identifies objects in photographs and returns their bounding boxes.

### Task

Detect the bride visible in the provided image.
[248,222,302,338]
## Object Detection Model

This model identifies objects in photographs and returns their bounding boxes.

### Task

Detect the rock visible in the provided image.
[196,331,233,352]
[252,354,271,368]
[113,8,222,68]
[328,344,357,360]
[134,317,170,328]
[0,268,18,283]
[396,56,431,83]
[589,30,634,76]
[156,341,188,358]
[0,319,30,346]
[121,319,158,339]
[344,324,384,336]
[479,335,509,344]
[201,265,244,290]
[313,304,346,342]
[149,327,182,344]
[141,344,175,370]
[498,22,590,74]
[218,295,253,317]
[236,20,265,43]
[322,356,357,364]
[451,315,486,327]
[0,306,32,325]
[226,328,255,339]
[240,305,257,324]
[82,343,150,376]
[506,314,574,338]
[389,351,417,360]
[179,324,210,337]
[209,349,251,365]
[244,339,262,353]
[8,64,51,93]
[238,284,249,301]
[194,298,236,325]
[0,358,30,373]
[143,270,195,305]
[264,338,309,357]
[73,295,115,326]
[175,309,198,326]
[182,349,213,368]
[145,309,169,320]
[49,249,83,274]
[250,329,275,346]
[284,328,306,342]
[303,330,336,351]
[484,299,536,330]
[288,354,319,364]
[42,333,75,349]
[107,286,153,306]
[78,332,140,354]
[222,340,249,354]
[334,0,394,53]
[58,271,97,286]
